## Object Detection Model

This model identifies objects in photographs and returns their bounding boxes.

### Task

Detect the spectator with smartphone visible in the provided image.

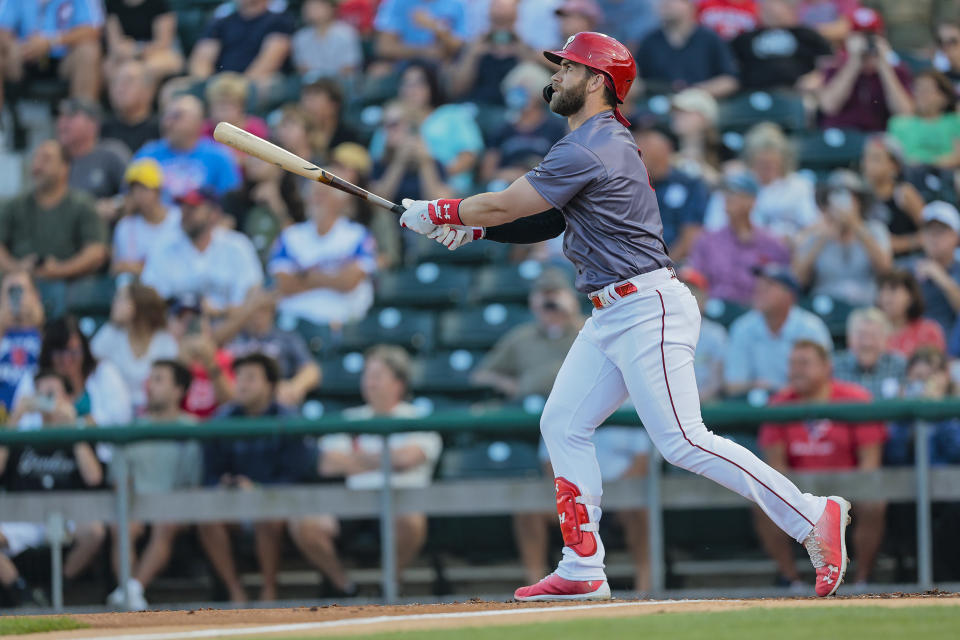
[0,141,109,283]
[12,316,132,432]
[0,370,105,607]
[167,294,234,420]
[792,169,892,307]
[0,272,43,423]
[817,8,913,132]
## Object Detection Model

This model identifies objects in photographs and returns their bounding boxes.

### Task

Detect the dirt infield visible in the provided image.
[6,592,958,640]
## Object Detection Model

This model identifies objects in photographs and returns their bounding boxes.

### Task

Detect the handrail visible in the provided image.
[1,398,958,446]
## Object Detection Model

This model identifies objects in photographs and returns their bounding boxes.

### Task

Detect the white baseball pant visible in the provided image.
[541,267,828,581]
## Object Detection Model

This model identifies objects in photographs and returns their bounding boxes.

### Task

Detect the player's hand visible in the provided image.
[399,198,438,236]
[428,224,484,251]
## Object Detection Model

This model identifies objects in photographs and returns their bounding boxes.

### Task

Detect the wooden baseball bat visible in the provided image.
[213,121,406,215]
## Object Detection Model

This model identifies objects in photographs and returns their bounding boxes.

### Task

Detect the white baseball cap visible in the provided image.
[922,201,960,233]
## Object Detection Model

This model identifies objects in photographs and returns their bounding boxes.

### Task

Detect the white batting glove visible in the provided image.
[399,198,438,236]
[428,224,485,251]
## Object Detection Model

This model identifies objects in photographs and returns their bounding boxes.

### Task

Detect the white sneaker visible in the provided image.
[106,579,148,611]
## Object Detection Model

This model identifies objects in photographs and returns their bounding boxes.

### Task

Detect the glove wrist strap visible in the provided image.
[428,198,464,226]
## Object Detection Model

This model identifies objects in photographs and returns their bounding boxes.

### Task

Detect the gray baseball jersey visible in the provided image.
[525,111,671,293]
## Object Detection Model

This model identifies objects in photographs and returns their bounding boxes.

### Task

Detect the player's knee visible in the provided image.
[657,422,714,470]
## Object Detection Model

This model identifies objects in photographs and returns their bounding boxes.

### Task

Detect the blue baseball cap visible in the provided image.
[722,171,759,196]
[752,263,800,296]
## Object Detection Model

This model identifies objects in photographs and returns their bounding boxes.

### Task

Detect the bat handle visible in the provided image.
[391,203,406,215]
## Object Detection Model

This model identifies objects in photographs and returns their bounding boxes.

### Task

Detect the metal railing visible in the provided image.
[1,399,957,610]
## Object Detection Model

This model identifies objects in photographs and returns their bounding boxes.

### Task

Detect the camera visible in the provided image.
[865,33,877,54]
[541,299,562,312]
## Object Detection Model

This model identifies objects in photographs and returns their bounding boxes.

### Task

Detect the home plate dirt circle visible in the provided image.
[9,593,959,640]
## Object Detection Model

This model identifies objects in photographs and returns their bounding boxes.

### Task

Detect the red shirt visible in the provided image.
[758,380,887,471]
[819,55,913,131]
[888,319,946,358]
[697,0,760,40]
[184,349,235,419]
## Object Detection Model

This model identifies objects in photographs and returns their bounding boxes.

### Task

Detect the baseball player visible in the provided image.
[399,32,850,601]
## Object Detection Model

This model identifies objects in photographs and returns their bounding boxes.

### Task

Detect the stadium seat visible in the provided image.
[703,298,750,328]
[793,128,866,172]
[287,319,334,357]
[339,307,436,354]
[437,304,533,351]
[410,350,485,396]
[470,261,553,305]
[799,294,854,343]
[374,264,473,308]
[717,91,807,133]
[405,233,510,266]
[170,0,222,53]
[315,351,366,398]
[65,276,116,317]
[437,440,542,480]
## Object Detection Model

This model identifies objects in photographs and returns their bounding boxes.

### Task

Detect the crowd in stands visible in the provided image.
[0,0,959,608]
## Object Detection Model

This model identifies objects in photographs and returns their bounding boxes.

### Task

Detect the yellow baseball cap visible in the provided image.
[124,158,164,189]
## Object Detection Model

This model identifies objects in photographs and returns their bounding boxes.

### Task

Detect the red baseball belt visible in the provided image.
[590,282,638,309]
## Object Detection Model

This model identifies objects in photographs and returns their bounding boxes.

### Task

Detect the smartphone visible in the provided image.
[33,394,56,413]
[7,284,22,316]
[185,314,203,336]
[828,189,854,212]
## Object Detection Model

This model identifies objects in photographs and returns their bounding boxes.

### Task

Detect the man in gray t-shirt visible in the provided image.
[399,31,850,601]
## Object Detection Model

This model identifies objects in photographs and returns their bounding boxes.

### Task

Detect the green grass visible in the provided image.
[262,605,960,640]
[0,615,88,635]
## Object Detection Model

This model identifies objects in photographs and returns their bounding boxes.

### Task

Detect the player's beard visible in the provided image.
[550,78,588,117]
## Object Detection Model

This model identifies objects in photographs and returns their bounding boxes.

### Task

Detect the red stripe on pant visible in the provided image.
[655,289,815,528]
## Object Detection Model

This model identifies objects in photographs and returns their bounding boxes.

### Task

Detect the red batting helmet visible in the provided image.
[543,31,636,127]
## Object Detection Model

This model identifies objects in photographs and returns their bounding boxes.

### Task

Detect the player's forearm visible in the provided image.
[485,210,566,244]
[459,191,519,227]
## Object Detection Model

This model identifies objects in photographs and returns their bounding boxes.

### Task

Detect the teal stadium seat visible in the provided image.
[316,352,366,399]
[703,298,750,329]
[374,264,472,308]
[65,276,116,317]
[437,440,542,480]
[339,307,435,354]
[470,262,558,305]
[288,319,333,357]
[410,350,485,396]
[717,91,807,133]
[438,304,534,351]
[800,294,854,346]
[405,233,510,266]
[794,128,866,172]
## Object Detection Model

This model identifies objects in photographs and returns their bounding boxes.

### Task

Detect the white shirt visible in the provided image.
[90,324,179,409]
[321,402,442,490]
[268,218,376,325]
[141,227,264,310]
[111,207,181,266]
[704,172,819,238]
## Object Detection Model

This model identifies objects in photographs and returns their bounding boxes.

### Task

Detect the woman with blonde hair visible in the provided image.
[742,122,819,240]
[202,72,270,149]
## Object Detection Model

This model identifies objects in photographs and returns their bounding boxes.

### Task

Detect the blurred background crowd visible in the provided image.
[0,0,959,611]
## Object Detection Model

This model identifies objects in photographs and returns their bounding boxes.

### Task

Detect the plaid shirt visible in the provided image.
[832,351,907,400]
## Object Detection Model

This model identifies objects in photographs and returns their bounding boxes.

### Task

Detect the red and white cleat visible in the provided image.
[803,496,852,597]
[514,573,611,602]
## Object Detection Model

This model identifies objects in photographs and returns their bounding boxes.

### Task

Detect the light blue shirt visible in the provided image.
[373,0,467,47]
[0,0,103,57]
[696,317,727,398]
[724,306,832,390]
[133,139,241,199]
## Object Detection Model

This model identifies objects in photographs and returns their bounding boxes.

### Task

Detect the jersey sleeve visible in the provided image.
[524,139,605,210]
[267,232,298,275]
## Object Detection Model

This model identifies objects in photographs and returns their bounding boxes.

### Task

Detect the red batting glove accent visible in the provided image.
[427,199,464,226]
[472,227,485,241]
